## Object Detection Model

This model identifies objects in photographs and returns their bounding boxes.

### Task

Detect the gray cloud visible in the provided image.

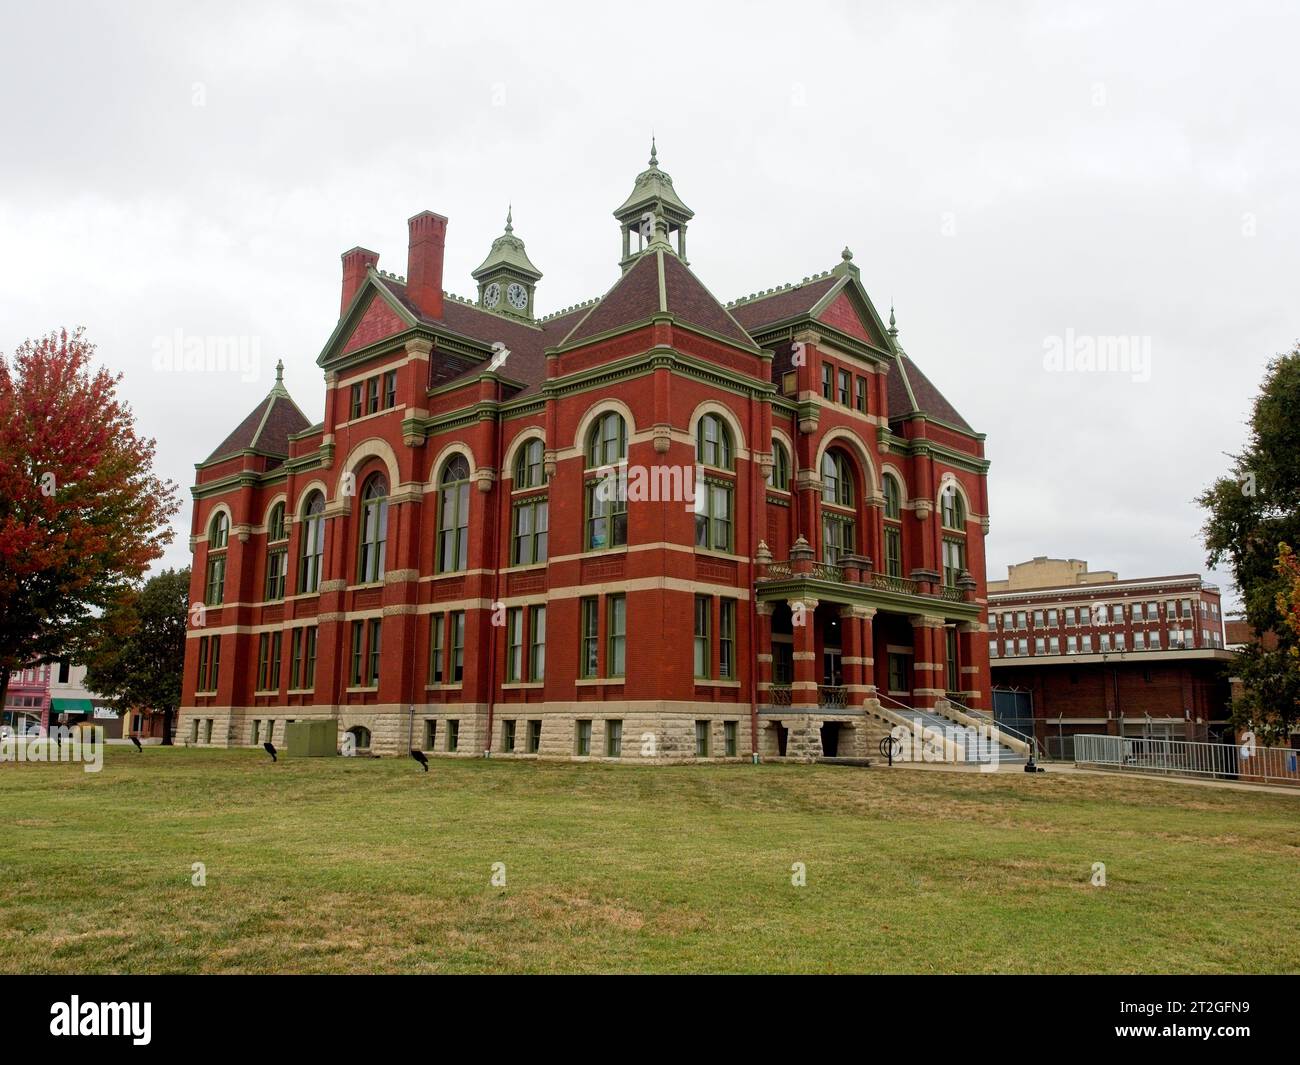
[3,0,1297,610]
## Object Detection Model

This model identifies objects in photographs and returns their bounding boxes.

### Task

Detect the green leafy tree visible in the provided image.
[1199,344,1300,740]
[0,328,180,713]
[82,568,190,745]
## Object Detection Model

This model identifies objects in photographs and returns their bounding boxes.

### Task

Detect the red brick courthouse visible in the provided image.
[178,146,992,761]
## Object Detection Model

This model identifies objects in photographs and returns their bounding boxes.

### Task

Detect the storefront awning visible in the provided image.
[50,698,94,714]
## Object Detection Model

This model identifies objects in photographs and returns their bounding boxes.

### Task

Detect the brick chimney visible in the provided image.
[406,211,448,320]
[340,246,380,316]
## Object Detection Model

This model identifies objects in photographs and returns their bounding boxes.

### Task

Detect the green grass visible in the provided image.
[0,747,1297,973]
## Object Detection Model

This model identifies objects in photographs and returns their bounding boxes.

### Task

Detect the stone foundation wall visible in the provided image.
[176,702,754,763]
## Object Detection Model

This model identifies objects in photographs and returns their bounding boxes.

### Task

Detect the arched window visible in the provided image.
[821,451,854,507]
[204,512,228,606]
[882,474,903,579]
[883,474,901,520]
[357,474,388,583]
[265,502,288,602]
[768,441,790,491]
[298,491,325,594]
[209,512,229,549]
[941,483,966,529]
[514,438,545,489]
[584,413,627,550]
[695,413,732,469]
[437,456,470,572]
[511,440,548,567]
[820,451,856,565]
[586,412,627,468]
[346,725,372,751]
[940,482,967,588]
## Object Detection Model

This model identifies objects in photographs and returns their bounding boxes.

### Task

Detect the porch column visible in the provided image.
[755,601,775,706]
[956,620,985,710]
[841,605,875,708]
[789,597,819,710]
[910,614,945,709]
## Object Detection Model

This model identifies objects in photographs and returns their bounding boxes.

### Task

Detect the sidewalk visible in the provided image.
[886,758,1300,797]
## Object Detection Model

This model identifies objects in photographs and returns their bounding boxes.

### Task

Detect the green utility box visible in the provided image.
[285,719,338,757]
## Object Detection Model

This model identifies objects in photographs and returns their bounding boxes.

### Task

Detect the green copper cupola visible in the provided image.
[472,206,543,320]
[613,138,694,271]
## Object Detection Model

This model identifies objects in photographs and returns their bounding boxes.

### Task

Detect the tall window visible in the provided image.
[428,614,445,685]
[438,456,471,572]
[694,480,733,552]
[694,596,711,678]
[837,368,851,405]
[528,605,546,682]
[265,502,288,601]
[821,450,856,564]
[449,611,465,682]
[696,413,732,469]
[290,626,317,689]
[205,512,228,606]
[719,600,736,679]
[580,598,599,678]
[585,413,628,550]
[940,483,966,529]
[506,607,524,682]
[942,538,967,588]
[366,618,382,686]
[768,441,790,491]
[694,415,734,552]
[514,438,545,488]
[512,497,548,565]
[606,595,626,677]
[298,491,325,594]
[821,452,854,507]
[357,474,388,583]
[883,474,903,579]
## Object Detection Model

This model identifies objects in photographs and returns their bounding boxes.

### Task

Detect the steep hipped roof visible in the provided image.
[373,274,589,397]
[204,362,312,465]
[727,274,841,332]
[885,311,973,432]
[562,242,754,349]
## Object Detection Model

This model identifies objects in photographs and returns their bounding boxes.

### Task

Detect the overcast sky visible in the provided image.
[3,1,1297,611]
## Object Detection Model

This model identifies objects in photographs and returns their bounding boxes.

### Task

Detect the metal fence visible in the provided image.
[1074,733,1300,787]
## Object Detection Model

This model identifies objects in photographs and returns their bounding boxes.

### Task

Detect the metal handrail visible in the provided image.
[944,693,1046,761]
[1074,734,1299,787]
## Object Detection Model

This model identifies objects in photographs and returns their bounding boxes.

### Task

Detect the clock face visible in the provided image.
[507,282,528,310]
[483,282,501,308]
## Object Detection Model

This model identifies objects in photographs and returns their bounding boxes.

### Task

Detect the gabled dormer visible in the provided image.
[471,208,543,321]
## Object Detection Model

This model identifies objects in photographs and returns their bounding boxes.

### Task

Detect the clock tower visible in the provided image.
[472,207,543,320]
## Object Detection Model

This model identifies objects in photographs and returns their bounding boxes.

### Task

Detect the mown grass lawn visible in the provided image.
[0,747,1296,973]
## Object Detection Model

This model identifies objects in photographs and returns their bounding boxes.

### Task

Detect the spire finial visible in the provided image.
[649,135,658,167]
[888,303,898,337]
[275,358,284,383]
[505,204,513,234]
[842,246,853,262]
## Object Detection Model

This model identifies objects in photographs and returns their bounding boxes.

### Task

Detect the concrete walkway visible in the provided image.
[885,758,1300,797]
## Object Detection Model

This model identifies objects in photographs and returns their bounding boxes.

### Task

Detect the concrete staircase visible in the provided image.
[878,702,1027,768]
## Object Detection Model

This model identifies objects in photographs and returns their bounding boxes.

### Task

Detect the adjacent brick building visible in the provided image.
[988,558,1233,756]
[176,146,993,762]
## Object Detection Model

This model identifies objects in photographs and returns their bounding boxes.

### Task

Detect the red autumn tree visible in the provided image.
[1277,544,1300,650]
[0,328,180,714]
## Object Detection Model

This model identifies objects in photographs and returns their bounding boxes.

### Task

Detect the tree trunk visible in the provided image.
[162,706,174,746]
[0,667,9,730]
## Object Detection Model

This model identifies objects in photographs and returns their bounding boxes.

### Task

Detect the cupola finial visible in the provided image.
[649,134,658,167]
[505,204,513,234]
